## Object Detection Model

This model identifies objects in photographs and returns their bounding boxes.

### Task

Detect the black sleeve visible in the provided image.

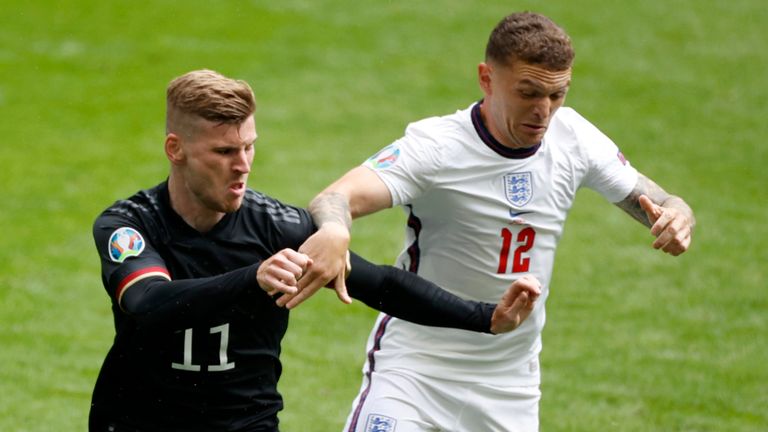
[120,264,260,329]
[344,252,496,333]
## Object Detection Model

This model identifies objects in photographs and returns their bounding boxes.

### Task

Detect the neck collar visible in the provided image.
[471,101,541,159]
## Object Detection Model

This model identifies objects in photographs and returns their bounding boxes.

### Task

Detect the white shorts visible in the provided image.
[343,369,540,432]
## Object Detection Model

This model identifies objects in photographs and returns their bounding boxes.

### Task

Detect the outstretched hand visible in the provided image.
[638,194,693,256]
[490,275,542,334]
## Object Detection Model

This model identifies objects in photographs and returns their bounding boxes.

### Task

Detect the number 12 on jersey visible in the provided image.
[497,227,536,273]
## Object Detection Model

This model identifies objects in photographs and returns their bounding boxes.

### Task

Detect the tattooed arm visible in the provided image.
[275,166,394,308]
[615,173,695,255]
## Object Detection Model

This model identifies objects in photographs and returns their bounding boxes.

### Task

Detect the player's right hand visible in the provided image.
[257,248,312,298]
[490,275,542,334]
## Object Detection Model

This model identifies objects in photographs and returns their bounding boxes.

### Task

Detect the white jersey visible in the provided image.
[360,102,638,386]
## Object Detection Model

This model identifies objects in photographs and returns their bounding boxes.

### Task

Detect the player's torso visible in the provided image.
[369,106,589,385]
[395,108,585,302]
[125,188,298,356]
[97,186,309,429]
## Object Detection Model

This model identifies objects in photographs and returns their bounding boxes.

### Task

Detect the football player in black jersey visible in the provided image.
[89,69,542,431]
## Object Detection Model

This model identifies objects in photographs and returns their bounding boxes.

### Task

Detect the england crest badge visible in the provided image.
[365,414,397,432]
[504,172,533,207]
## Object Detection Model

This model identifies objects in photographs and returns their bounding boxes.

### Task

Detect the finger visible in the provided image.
[271,267,301,286]
[333,271,352,305]
[265,251,304,280]
[515,276,542,296]
[525,286,541,303]
[503,282,536,311]
[280,249,312,276]
[673,233,692,255]
[639,195,662,224]
[652,213,688,250]
[283,278,326,309]
[650,210,675,238]
[660,230,691,256]
[262,275,298,296]
[501,283,525,307]
[518,288,538,308]
[274,292,294,307]
[512,290,530,310]
[258,262,298,295]
[296,266,323,291]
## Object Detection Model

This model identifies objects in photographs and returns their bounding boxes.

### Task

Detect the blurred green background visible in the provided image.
[0,1,765,430]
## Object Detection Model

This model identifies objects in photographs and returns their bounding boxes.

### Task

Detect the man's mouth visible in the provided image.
[522,123,546,133]
[229,182,245,193]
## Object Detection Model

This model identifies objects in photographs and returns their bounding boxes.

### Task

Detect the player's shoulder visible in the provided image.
[93,183,171,246]
[240,188,307,226]
[548,107,626,171]
[401,103,475,153]
[405,104,473,137]
[548,107,607,148]
[552,106,614,138]
[96,183,165,226]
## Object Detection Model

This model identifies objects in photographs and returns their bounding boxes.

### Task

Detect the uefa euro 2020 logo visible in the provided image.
[108,227,145,263]
[365,143,401,170]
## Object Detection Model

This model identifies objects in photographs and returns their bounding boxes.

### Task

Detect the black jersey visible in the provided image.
[90,181,497,431]
[91,182,313,431]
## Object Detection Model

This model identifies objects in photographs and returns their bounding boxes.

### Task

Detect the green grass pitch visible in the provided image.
[0,1,766,430]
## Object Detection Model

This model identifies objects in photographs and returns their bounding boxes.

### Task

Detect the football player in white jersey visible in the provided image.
[281,12,695,432]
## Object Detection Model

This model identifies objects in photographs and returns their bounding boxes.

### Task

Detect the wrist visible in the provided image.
[319,221,351,242]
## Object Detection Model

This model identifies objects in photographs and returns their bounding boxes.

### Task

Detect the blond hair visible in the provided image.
[166,69,255,134]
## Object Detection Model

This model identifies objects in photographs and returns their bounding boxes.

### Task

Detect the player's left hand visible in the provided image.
[639,195,693,256]
[490,275,542,334]
[276,222,353,309]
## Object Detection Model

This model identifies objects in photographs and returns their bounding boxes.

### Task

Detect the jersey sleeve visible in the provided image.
[93,210,171,307]
[361,121,443,206]
[118,265,260,329]
[344,252,495,333]
[570,111,639,203]
[93,209,263,328]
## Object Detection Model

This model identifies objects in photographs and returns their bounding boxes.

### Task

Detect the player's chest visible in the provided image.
[418,156,577,228]
[162,236,272,278]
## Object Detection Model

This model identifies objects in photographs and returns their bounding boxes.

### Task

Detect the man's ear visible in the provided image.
[165,133,184,165]
[478,62,493,96]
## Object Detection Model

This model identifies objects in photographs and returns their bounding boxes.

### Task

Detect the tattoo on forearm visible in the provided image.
[615,174,670,228]
[615,173,695,233]
[308,192,352,230]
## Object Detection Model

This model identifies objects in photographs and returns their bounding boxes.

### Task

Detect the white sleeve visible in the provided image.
[574,114,638,203]
[361,122,442,206]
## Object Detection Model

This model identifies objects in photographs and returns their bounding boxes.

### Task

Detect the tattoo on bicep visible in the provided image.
[615,174,670,227]
[308,192,352,229]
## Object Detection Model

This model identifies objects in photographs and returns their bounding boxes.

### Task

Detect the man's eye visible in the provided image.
[216,149,231,155]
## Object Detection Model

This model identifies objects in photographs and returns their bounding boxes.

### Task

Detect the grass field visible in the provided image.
[1,1,766,431]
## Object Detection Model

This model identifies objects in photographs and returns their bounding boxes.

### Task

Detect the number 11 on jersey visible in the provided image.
[497,227,536,273]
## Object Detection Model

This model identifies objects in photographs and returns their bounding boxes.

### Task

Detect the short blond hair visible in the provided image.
[166,69,255,134]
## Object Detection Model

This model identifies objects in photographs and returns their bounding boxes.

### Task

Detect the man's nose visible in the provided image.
[532,97,552,119]
[233,149,251,173]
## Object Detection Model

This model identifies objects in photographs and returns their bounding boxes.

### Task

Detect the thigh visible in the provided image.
[344,370,444,432]
[456,383,540,432]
